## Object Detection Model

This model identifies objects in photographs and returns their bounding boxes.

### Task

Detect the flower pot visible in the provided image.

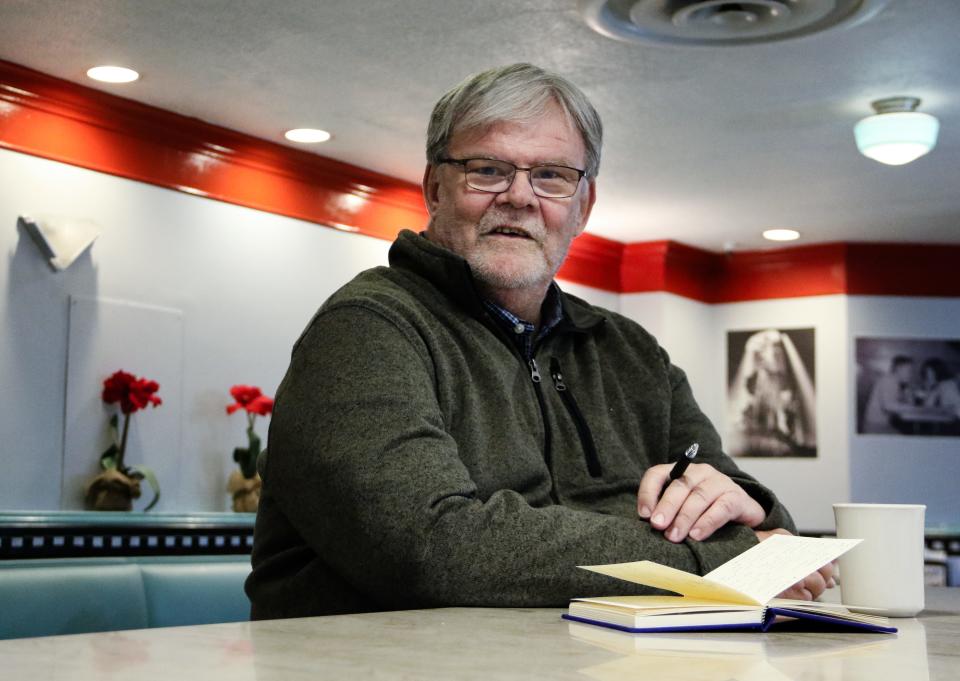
[227,469,261,513]
[85,468,142,511]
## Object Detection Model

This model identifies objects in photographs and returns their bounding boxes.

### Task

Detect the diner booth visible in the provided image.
[0,512,253,638]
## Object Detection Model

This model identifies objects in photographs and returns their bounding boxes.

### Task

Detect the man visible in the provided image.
[863,355,915,433]
[247,64,831,619]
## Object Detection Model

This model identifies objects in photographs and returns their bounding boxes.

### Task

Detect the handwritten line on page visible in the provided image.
[704,535,861,605]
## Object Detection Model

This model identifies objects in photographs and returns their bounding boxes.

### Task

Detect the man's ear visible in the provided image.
[575,178,597,236]
[422,164,441,216]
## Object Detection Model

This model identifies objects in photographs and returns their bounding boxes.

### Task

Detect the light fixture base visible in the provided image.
[871,96,920,115]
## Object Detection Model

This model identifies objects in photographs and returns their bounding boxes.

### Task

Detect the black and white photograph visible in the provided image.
[856,338,960,436]
[727,328,817,458]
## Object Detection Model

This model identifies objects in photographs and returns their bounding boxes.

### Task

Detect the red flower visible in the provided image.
[227,385,274,416]
[102,370,162,415]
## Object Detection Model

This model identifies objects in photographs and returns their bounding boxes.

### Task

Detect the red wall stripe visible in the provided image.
[845,243,960,298]
[0,60,428,242]
[2,59,958,301]
[716,243,850,303]
[559,232,624,293]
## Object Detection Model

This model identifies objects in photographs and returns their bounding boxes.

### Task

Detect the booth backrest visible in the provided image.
[139,561,251,628]
[0,556,251,639]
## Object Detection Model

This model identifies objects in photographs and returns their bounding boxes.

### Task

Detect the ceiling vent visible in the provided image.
[580,0,891,46]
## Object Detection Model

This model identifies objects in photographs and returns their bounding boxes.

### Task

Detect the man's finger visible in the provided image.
[780,581,813,601]
[817,561,837,590]
[646,475,697,532]
[686,491,744,541]
[801,569,828,600]
[636,464,672,518]
[662,481,716,542]
[666,474,733,541]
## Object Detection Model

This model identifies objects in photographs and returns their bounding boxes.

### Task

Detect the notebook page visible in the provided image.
[579,561,758,604]
[705,535,861,605]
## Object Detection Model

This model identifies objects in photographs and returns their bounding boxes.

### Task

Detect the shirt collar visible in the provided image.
[482,283,565,358]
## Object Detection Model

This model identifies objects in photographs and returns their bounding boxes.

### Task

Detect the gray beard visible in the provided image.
[468,210,551,289]
[467,254,550,291]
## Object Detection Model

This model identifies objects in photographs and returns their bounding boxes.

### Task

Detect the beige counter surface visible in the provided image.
[2,587,958,680]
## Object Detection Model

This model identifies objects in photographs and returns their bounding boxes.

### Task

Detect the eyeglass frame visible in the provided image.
[437,157,587,199]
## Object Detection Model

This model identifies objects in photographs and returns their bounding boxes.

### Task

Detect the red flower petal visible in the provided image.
[229,385,262,406]
[247,395,274,416]
[102,370,137,405]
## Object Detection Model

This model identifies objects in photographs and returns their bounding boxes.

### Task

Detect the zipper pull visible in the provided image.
[528,358,542,383]
[549,358,566,391]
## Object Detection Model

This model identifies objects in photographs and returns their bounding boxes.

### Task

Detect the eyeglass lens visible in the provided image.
[462,159,581,198]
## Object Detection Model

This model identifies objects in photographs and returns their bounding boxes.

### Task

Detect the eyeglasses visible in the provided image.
[438,158,586,199]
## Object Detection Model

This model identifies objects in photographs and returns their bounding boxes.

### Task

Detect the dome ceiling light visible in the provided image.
[579,0,891,46]
[854,97,940,166]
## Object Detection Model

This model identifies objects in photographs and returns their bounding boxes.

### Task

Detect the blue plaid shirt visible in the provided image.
[481,283,565,360]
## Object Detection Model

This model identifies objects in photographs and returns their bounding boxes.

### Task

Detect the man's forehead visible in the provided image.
[447,108,586,165]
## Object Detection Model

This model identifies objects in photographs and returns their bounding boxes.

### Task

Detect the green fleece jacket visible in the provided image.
[246,230,796,619]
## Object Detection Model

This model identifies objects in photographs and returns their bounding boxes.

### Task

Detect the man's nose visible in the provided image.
[494,169,538,208]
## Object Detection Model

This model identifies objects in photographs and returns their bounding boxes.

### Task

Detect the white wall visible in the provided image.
[1,149,390,510]
[3,149,957,526]
[561,280,620,313]
[848,296,960,527]
[0,149,617,512]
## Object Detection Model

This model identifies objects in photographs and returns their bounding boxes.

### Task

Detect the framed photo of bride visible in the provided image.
[726,327,817,458]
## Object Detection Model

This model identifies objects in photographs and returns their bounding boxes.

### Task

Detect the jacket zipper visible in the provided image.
[481,307,559,500]
[528,358,559,502]
[549,358,602,478]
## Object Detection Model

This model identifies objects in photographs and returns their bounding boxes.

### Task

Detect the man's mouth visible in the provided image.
[486,226,534,239]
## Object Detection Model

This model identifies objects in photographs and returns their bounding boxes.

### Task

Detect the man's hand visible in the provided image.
[637,462,766,543]
[756,529,836,601]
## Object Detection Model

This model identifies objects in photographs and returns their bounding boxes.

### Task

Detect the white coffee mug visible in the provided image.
[833,503,926,617]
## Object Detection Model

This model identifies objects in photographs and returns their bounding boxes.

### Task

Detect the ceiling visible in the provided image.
[0,0,957,251]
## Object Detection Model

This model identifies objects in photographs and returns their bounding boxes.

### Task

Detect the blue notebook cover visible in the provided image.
[562,607,897,634]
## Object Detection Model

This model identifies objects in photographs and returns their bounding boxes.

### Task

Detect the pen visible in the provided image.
[668,442,699,482]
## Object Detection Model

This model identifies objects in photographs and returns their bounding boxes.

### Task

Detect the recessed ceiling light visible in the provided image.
[763,229,800,242]
[86,66,140,83]
[284,128,331,144]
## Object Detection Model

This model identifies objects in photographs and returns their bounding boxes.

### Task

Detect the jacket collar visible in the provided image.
[388,230,606,333]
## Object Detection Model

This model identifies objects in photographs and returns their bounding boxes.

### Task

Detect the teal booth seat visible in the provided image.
[0,555,251,640]
[139,560,251,628]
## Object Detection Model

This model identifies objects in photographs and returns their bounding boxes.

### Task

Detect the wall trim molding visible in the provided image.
[613,241,960,302]
[3,59,958,302]
[0,60,427,242]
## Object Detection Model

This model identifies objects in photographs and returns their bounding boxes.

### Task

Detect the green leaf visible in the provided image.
[233,445,258,479]
[129,465,161,512]
[99,444,119,470]
[108,413,121,448]
[232,428,262,479]
[248,431,262,458]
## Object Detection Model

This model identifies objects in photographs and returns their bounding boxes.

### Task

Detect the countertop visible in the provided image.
[1,587,958,680]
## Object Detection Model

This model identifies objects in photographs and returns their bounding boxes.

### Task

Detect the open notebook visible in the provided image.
[563,535,896,634]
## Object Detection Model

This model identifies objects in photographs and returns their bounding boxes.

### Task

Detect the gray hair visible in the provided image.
[426,63,603,179]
